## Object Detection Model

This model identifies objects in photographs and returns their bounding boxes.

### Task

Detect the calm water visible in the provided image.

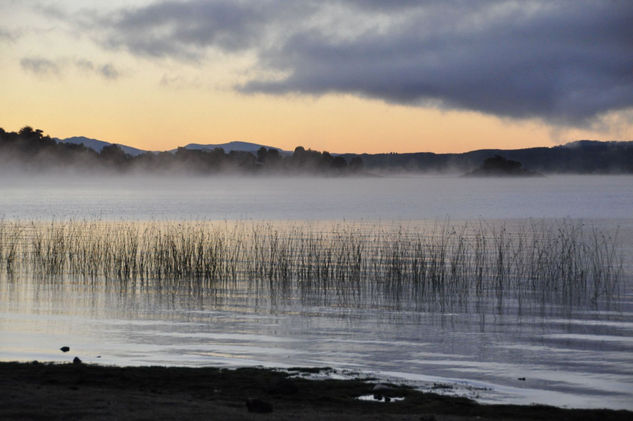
[1,175,632,409]
[1,174,632,220]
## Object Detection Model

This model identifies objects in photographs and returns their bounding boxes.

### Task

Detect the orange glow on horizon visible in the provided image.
[1,1,632,155]
[1,42,631,155]
[4,86,628,155]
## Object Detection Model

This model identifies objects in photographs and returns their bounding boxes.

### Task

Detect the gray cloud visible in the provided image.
[241,1,633,124]
[75,58,95,71]
[75,59,120,80]
[0,27,19,42]
[20,57,60,76]
[98,63,119,80]
[57,0,633,123]
[159,74,189,89]
[94,0,304,60]
[20,56,120,80]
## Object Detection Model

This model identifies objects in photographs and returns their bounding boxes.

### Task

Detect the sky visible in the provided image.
[1,0,632,154]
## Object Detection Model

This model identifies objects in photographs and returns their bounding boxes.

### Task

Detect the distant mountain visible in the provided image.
[176,141,289,155]
[561,140,631,149]
[48,133,633,174]
[57,136,147,157]
[2,127,357,175]
[58,137,290,156]
[339,139,633,173]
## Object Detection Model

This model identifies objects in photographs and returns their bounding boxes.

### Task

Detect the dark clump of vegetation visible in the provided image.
[0,220,623,313]
[0,361,630,420]
[465,155,542,177]
[0,126,363,175]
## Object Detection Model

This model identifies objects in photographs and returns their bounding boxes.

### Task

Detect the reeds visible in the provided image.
[0,219,623,311]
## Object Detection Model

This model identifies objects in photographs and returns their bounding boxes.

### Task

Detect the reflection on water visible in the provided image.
[1,278,632,409]
[1,220,632,410]
[0,220,624,312]
[1,175,633,410]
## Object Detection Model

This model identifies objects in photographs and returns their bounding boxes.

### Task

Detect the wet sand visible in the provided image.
[1,361,630,420]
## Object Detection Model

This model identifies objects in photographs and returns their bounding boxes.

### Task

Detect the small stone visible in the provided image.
[73,357,82,365]
[60,346,70,353]
[245,398,273,413]
[372,383,394,392]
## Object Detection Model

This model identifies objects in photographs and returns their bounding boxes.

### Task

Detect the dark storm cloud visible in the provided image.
[20,57,60,75]
[64,0,633,123]
[93,0,310,60]
[241,1,633,123]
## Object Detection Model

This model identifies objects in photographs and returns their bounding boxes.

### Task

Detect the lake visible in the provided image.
[1,174,632,220]
[1,174,632,410]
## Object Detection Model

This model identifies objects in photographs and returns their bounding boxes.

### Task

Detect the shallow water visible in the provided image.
[1,175,632,409]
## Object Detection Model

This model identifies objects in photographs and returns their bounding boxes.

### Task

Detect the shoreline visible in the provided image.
[1,361,630,420]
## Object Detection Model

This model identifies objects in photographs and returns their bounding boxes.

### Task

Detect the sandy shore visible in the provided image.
[1,361,630,420]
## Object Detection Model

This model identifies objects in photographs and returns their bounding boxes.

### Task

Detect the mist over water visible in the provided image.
[1,174,633,220]
[1,174,632,409]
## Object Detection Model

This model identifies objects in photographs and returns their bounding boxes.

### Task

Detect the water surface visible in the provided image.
[1,174,632,220]
[1,175,632,409]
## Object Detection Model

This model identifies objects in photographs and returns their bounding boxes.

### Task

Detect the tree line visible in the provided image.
[0,127,364,175]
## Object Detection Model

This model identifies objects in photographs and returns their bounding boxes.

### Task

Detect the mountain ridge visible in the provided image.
[57,136,147,157]
[58,135,633,158]
[57,137,291,156]
[5,127,632,174]
[174,141,290,155]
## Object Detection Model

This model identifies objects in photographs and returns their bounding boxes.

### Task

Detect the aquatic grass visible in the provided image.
[0,219,624,312]
[0,220,25,275]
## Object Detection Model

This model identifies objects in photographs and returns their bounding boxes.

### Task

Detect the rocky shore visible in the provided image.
[1,361,630,420]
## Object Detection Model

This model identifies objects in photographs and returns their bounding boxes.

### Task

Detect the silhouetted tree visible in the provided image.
[482,155,522,172]
[265,148,281,165]
[349,156,364,171]
[332,156,347,170]
[256,146,267,163]
[100,144,130,169]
